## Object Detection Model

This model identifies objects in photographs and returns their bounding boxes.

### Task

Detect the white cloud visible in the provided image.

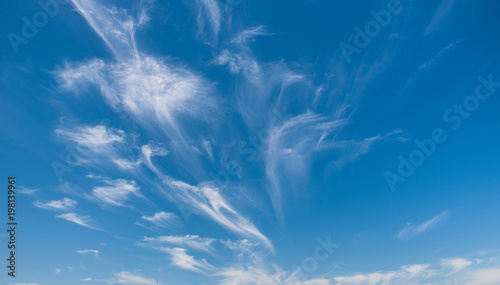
[216,47,262,82]
[195,0,222,38]
[144,235,215,253]
[158,247,214,273]
[34,198,77,211]
[55,268,62,274]
[230,25,270,45]
[110,271,159,285]
[330,250,500,285]
[81,278,92,281]
[56,56,215,145]
[56,212,95,229]
[201,137,215,161]
[55,125,124,151]
[56,0,272,257]
[90,178,140,207]
[68,0,145,61]
[222,239,263,261]
[160,177,273,250]
[417,40,463,71]
[441,258,473,274]
[141,142,169,174]
[402,264,430,279]
[113,158,140,170]
[264,112,386,222]
[397,211,450,239]
[424,1,456,36]
[333,263,432,285]
[217,265,331,285]
[464,267,500,285]
[18,187,38,195]
[54,124,131,168]
[215,26,271,84]
[264,112,345,220]
[141,212,180,229]
[58,0,217,169]
[76,249,99,257]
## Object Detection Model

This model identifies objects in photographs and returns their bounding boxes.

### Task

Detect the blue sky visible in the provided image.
[1,0,500,284]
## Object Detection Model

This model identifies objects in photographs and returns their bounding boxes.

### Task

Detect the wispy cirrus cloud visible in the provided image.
[417,39,463,71]
[334,264,430,285]
[67,0,147,61]
[55,125,124,151]
[144,235,216,253]
[195,0,222,39]
[397,211,451,239]
[441,258,473,275]
[58,0,218,165]
[76,249,99,257]
[331,251,500,285]
[18,186,38,195]
[57,0,272,254]
[217,265,331,285]
[34,198,77,211]
[88,178,141,207]
[56,212,95,229]
[264,112,394,222]
[423,0,457,36]
[222,239,263,261]
[264,112,345,221]
[54,124,132,168]
[159,177,273,250]
[158,247,214,273]
[215,26,271,85]
[463,267,500,285]
[108,271,160,285]
[141,212,180,229]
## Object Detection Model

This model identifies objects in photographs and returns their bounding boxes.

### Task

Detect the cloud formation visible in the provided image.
[56,212,95,229]
[159,247,214,273]
[397,211,450,239]
[89,178,141,207]
[144,235,216,253]
[34,198,77,211]
[141,212,180,229]
[76,249,100,257]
